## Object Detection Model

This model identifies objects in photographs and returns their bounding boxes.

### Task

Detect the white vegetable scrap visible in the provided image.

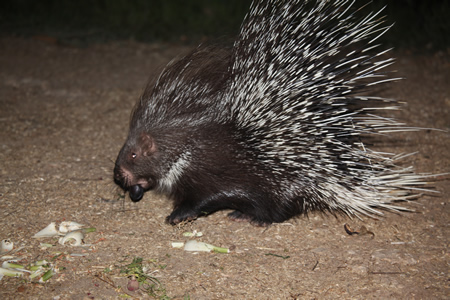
[32,222,60,238]
[58,230,84,246]
[1,239,13,253]
[39,243,54,250]
[2,261,29,272]
[183,240,229,253]
[58,221,84,233]
[171,242,184,248]
[29,267,46,279]
[182,231,203,237]
[0,267,24,280]
[32,221,95,244]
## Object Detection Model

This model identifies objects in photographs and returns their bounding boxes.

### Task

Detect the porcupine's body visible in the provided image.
[114,0,428,225]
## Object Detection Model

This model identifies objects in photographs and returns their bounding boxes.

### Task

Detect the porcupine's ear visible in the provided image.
[139,132,157,157]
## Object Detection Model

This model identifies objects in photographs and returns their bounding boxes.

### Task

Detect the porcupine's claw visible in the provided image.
[166,207,199,225]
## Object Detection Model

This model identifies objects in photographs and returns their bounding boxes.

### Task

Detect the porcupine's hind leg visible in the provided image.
[227,211,273,226]
[227,203,296,226]
[227,208,293,226]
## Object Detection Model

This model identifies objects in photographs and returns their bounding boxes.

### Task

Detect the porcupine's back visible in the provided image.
[131,46,231,133]
[224,0,428,217]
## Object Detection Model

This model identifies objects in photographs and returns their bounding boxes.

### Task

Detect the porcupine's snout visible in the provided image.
[113,165,145,202]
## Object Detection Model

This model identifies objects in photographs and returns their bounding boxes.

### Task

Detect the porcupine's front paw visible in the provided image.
[166,207,200,225]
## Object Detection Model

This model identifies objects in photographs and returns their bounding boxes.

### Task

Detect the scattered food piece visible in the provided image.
[118,257,167,297]
[0,267,24,279]
[29,265,42,272]
[39,243,54,249]
[2,261,26,271]
[33,221,95,239]
[39,268,55,282]
[59,221,84,233]
[32,223,59,238]
[83,227,97,233]
[171,242,184,248]
[184,240,229,253]
[1,239,13,253]
[182,231,203,237]
[35,260,48,266]
[0,255,15,260]
[58,231,84,246]
[127,275,139,291]
[29,267,45,279]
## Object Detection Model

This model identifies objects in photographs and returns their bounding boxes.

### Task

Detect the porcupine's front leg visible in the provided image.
[166,191,216,224]
[166,202,204,225]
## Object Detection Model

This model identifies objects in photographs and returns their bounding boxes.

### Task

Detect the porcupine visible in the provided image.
[114,0,430,225]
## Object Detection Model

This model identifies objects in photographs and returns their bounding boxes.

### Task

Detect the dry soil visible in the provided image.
[0,37,449,299]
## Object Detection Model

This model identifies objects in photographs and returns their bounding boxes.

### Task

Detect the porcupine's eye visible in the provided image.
[131,153,137,159]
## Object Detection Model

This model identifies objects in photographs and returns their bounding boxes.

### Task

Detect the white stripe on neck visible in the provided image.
[159,151,191,192]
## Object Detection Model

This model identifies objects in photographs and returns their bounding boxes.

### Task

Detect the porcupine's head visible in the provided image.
[114,46,231,202]
[113,86,204,203]
[114,127,158,202]
[113,112,198,202]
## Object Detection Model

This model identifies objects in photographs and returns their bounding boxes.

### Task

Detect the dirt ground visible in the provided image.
[0,37,448,299]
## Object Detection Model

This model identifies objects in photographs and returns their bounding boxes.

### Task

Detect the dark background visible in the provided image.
[0,0,449,51]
